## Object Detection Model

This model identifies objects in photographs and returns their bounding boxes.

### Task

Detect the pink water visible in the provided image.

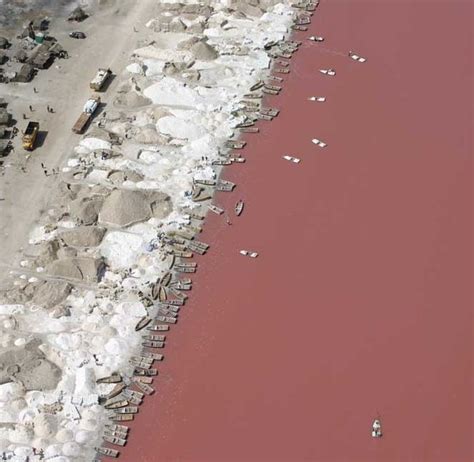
[119,1,472,461]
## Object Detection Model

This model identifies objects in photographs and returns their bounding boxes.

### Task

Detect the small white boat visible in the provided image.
[372,419,382,438]
[349,51,367,63]
[135,380,155,396]
[312,138,327,148]
[96,447,120,458]
[240,250,259,258]
[283,155,301,163]
[320,68,336,76]
[308,96,326,102]
[308,36,324,42]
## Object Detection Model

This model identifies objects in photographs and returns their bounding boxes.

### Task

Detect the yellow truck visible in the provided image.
[22,121,39,150]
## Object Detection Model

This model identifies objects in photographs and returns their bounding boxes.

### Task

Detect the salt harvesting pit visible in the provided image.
[0,0,303,460]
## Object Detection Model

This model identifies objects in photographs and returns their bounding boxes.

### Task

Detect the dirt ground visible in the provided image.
[0,0,156,289]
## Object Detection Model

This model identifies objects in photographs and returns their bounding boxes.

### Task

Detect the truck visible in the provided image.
[72,96,100,134]
[22,121,39,150]
[89,68,112,91]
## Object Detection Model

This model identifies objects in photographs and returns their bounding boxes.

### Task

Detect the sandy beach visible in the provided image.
[118,1,472,461]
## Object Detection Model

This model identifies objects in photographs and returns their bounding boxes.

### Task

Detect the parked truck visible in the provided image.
[22,121,39,150]
[89,68,112,91]
[72,96,100,134]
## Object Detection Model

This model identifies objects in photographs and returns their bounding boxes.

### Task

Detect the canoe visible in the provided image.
[161,272,172,287]
[96,447,120,458]
[194,178,216,186]
[263,88,280,95]
[103,435,127,447]
[275,60,289,66]
[208,204,224,215]
[260,107,279,117]
[141,351,164,361]
[104,400,129,410]
[144,334,166,341]
[135,381,155,396]
[156,315,177,324]
[132,376,154,384]
[250,80,264,91]
[158,286,168,302]
[114,406,138,415]
[275,68,290,74]
[212,159,232,166]
[142,340,165,348]
[97,374,122,384]
[105,424,129,434]
[268,75,284,82]
[135,316,151,332]
[146,324,170,332]
[110,414,133,422]
[174,266,196,273]
[122,389,144,400]
[105,383,126,400]
[134,367,158,376]
[235,200,244,216]
[292,25,308,31]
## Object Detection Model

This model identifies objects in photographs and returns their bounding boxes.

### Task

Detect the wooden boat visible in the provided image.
[144,334,166,341]
[114,406,139,415]
[141,352,164,361]
[122,389,144,400]
[175,261,197,268]
[231,157,246,163]
[96,447,120,458]
[260,107,279,117]
[282,155,301,164]
[130,360,152,370]
[164,297,185,306]
[158,303,181,313]
[275,68,290,74]
[130,355,154,364]
[250,80,264,91]
[161,271,172,287]
[186,244,206,255]
[243,93,262,100]
[292,25,308,31]
[296,16,311,24]
[134,367,158,376]
[156,315,177,324]
[132,376,154,384]
[236,120,256,128]
[135,381,155,396]
[105,383,126,400]
[216,180,236,192]
[225,140,247,149]
[171,250,193,258]
[103,435,127,447]
[105,424,129,434]
[239,250,259,258]
[208,204,224,215]
[262,87,280,95]
[275,60,289,67]
[268,75,284,82]
[110,414,133,422]
[212,159,232,166]
[105,400,129,410]
[276,52,292,59]
[168,287,188,299]
[194,178,216,186]
[147,324,170,332]
[142,340,165,348]
[158,286,168,302]
[104,428,128,438]
[256,113,273,121]
[135,316,151,332]
[192,240,209,249]
[308,36,324,42]
[188,212,204,220]
[175,266,196,274]
[97,374,122,384]
[235,200,244,216]
[239,127,259,133]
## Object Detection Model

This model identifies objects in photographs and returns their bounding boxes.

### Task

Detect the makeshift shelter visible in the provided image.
[13,64,35,82]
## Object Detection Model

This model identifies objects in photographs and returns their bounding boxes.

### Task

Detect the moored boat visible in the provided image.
[135,316,151,332]
[208,204,224,215]
[96,447,120,458]
[147,324,170,332]
[235,200,244,216]
[97,374,122,384]
[103,435,127,447]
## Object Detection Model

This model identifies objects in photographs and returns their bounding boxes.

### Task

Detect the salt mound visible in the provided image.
[79,138,111,151]
[114,90,152,108]
[69,197,103,225]
[126,62,144,74]
[32,280,72,310]
[46,257,105,283]
[100,231,144,269]
[144,77,204,106]
[60,227,106,247]
[157,116,205,140]
[98,189,171,227]
[190,40,218,60]
[33,413,57,438]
